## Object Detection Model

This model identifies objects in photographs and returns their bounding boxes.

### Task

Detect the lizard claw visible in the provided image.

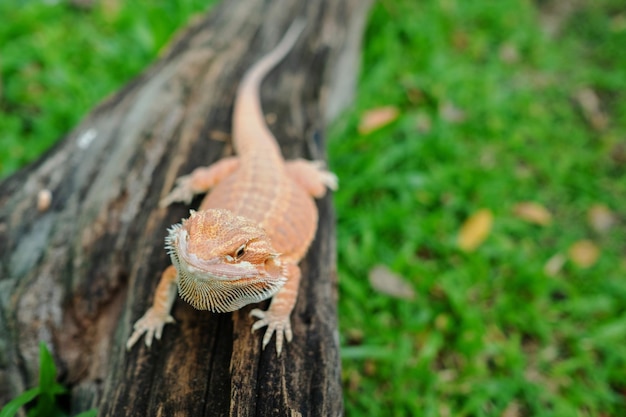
[311,161,339,191]
[285,159,338,197]
[159,175,195,208]
[250,308,293,356]
[126,307,175,350]
[320,170,338,191]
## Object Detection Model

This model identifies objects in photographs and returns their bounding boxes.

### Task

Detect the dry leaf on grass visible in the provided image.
[439,101,466,123]
[568,240,600,268]
[358,106,400,135]
[415,112,432,133]
[501,401,521,417]
[544,253,566,277]
[368,265,415,300]
[498,42,520,64]
[457,209,493,252]
[451,30,469,51]
[587,204,616,234]
[574,87,609,131]
[513,202,552,226]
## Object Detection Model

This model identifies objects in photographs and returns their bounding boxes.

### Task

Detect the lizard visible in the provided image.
[126,20,337,356]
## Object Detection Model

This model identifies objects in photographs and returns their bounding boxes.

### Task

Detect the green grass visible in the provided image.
[0,343,96,417]
[2,0,625,416]
[334,1,626,415]
[0,0,213,177]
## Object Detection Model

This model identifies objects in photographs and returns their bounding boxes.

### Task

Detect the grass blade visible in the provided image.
[0,387,40,417]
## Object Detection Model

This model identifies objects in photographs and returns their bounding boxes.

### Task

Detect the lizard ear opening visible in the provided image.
[264,255,283,280]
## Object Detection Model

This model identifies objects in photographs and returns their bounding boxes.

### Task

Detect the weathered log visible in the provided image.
[0,0,372,415]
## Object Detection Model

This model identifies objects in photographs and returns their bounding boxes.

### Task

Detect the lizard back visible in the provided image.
[199,21,317,261]
[199,159,318,262]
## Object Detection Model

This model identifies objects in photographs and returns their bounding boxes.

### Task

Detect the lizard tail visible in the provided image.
[232,19,307,155]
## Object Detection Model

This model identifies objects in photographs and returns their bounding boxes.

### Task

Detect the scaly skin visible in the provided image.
[127,21,337,355]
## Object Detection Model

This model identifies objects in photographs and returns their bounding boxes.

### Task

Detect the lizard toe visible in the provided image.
[250,308,292,356]
[321,171,339,191]
[159,175,195,207]
[126,308,175,350]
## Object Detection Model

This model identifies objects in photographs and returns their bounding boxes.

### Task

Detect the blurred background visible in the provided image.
[1,0,625,415]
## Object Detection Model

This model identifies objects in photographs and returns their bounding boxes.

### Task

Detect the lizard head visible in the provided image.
[165,208,286,312]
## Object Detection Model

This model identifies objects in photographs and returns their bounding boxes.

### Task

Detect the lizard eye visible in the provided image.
[234,244,246,259]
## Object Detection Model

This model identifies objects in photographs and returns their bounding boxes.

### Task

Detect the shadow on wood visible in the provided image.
[0,0,372,416]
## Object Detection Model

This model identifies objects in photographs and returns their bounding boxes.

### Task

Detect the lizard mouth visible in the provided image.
[165,221,286,312]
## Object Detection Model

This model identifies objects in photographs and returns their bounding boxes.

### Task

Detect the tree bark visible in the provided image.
[0,0,372,415]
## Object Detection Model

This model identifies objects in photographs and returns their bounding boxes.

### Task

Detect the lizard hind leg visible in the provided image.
[250,262,301,356]
[159,156,239,207]
[285,159,338,198]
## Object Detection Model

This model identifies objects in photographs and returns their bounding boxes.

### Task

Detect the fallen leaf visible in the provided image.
[587,204,616,234]
[513,202,552,226]
[575,87,600,114]
[501,401,521,417]
[544,253,566,277]
[406,87,425,105]
[611,14,626,32]
[498,42,520,64]
[434,314,451,331]
[610,142,626,165]
[439,101,466,123]
[347,369,361,392]
[457,209,493,252]
[415,112,432,133]
[346,328,364,344]
[363,360,377,376]
[568,240,600,268]
[358,106,399,135]
[574,88,609,131]
[451,30,469,51]
[368,265,415,300]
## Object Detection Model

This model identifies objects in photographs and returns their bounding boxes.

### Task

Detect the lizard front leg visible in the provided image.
[159,156,239,207]
[126,265,178,349]
[250,262,301,356]
[285,159,338,198]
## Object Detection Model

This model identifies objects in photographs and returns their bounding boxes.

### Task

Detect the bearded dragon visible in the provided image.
[126,21,337,355]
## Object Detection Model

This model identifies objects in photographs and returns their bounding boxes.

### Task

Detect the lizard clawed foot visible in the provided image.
[126,307,175,350]
[319,169,339,191]
[285,159,339,198]
[250,308,293,356]
[305,160,339,191]
[159,175,195,208]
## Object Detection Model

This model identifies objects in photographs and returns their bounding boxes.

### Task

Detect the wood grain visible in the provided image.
[0,0,372,415]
